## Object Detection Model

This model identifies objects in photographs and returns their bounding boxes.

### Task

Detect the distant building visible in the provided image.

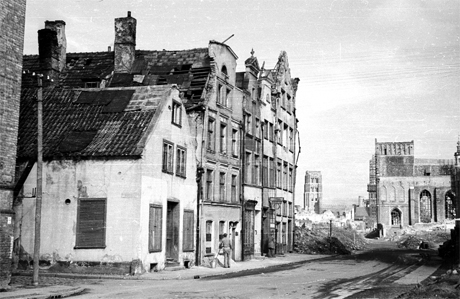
[367,139,457,236]
[303,171,322,213]
[0,0,26,287]
[353,196,370,221]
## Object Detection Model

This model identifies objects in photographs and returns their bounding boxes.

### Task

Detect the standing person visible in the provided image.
[219,233,232,268]
[268,236,275,257]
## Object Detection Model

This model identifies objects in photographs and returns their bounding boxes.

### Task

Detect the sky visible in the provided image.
[23,0,460,207]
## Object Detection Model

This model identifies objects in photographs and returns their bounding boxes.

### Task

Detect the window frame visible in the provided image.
[219,172,226,202]
[207,118,216,152]
[162,140,174,174]
[176,146,187,178]
[206,169,214,201]
[171,100,182,127]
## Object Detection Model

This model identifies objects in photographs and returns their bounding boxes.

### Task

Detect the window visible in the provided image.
[255,118,260,139]
[219,221,225,240]
[246,114,252,135]
[262,156,268,187]
[171,101,182,126]
[220,122,227,154]
[245,152,252,184]
[221,65,228,79]
[284,124,288,148]
[289,166,293,192]
[206,169,214,201]
[263,120,269,139]
[269,122,274,142]
[287,94,291,113]
[84,81,100,88]
[207,118,215,152]
[277,120,283,144]
[205,220,213,253]
[253,154,260,185]
[183,210,194,251]
[289,128,294,151]
[176,146,186,177]
[162,141,174,174]
[231,174,237,202]
[232,129,239,157]
[76,198,106,248]
[149,204,162,252]
[217,84,231,108]
[271,95,276,110]
[283,162,288,190]
[219,172,226,202]
[269,158,275,188]
[266,94,270,103]
[276,160,282,188]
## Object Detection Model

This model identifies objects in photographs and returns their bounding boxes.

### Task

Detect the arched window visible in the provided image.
[391,208,401,226]
[420,190,432,223]
[445,191,456,220]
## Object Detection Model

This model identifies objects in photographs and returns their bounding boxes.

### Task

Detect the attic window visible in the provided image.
[84,82,100,88]
[171,100,182,127]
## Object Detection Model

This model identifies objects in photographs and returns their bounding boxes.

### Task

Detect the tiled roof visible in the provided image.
[17,85,172,160]
[22,48,212,106]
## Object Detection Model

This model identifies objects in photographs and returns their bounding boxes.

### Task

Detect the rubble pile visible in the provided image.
[294,225,367,255]
[397,230,451,250]
[398,267,460,299]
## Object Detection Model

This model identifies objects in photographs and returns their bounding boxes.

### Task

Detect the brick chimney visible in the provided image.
[38,20,66,82]
[114,11,136,73]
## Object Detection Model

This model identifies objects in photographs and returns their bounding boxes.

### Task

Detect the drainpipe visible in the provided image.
[195,166,203,266]
[241,113,246,261]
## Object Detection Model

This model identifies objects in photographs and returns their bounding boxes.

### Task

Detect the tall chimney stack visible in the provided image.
[38,20,66,83]
[114,11,136,73]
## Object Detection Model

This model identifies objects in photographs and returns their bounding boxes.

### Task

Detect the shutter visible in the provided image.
[182,210,194,252]
[149,205,162,252]
[76,198,106,248]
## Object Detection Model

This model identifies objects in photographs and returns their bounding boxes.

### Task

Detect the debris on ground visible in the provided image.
[293,225,367,255]
[397,267,460,299]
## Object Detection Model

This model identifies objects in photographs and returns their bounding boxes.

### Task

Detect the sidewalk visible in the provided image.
[1,253,330,299]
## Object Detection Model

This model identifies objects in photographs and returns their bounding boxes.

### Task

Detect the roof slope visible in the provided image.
[22,48,212,106]
[18,85,173,160]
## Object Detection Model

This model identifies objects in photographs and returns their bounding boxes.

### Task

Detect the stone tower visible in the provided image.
[0,0,26,288]
[303,171,322,213]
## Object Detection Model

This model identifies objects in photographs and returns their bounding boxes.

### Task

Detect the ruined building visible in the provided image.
[367,139,457,236]
[303,171,322,213]
[0,0,26,287]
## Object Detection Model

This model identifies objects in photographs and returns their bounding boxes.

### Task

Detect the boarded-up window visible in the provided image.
[182,210,194,252]
[75,198,106,249]
[149,205,163,252]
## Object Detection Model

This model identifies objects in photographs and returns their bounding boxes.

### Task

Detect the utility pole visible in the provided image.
[32,75,43,286]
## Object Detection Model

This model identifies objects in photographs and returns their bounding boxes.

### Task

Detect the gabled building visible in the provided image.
[237,51,299,259]
[15,14,199,273]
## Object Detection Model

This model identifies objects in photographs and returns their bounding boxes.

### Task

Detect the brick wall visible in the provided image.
[0,0,26,288]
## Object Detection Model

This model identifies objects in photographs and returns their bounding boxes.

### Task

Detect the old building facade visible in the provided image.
[368,139,456,236]
[0,0,26,287]
[14,12,300,271]
[303,171,322,213]
[15,14,199,273]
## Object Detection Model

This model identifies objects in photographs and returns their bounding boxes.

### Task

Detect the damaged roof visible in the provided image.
[22,48,212,107]
[17,85,173,160]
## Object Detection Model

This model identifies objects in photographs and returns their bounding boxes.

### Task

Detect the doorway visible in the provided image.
[166,201,179,261]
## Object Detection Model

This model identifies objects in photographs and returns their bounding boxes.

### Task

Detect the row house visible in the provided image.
[237,51,299,259]
[14,12,299,272]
